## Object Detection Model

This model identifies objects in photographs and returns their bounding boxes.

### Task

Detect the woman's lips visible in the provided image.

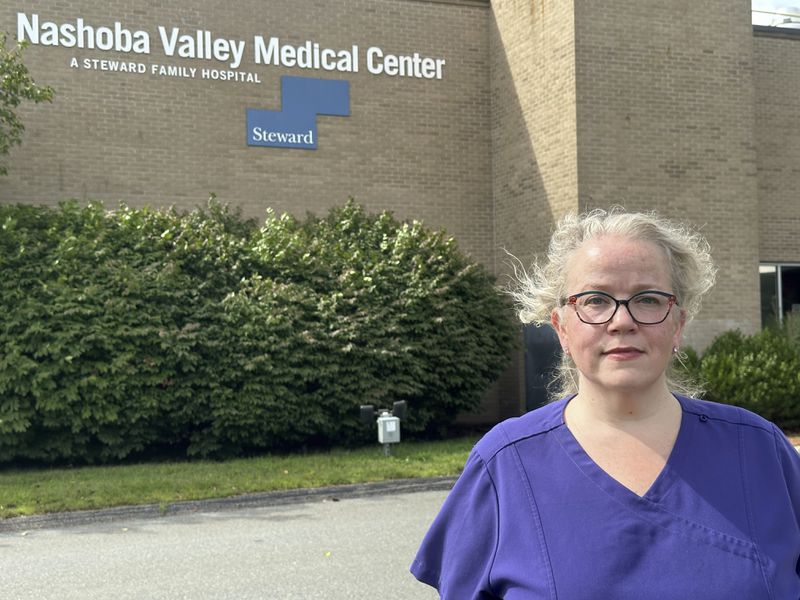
[603,347,644,359]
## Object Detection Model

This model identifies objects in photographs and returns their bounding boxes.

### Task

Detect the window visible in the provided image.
[760,264,800,327]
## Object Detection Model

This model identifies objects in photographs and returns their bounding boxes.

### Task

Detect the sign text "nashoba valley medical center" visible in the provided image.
[17,13,446,80]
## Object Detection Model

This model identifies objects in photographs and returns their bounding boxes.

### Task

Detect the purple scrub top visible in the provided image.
[411,395,800,599]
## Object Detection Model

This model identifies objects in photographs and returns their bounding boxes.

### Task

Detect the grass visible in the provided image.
[0,437,477,520]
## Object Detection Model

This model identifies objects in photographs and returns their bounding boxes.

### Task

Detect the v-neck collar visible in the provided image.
[555,394,692,504]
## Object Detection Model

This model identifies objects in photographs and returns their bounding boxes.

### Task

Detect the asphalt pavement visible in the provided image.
[0,478,454,600]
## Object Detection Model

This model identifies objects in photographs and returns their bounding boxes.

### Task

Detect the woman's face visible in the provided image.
[551,235,685,398]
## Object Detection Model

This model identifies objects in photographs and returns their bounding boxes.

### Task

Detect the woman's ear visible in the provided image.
[551,308,569,351]
[672,307,686,349]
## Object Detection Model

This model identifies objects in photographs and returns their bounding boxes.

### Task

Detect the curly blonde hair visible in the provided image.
[509,208,717,399]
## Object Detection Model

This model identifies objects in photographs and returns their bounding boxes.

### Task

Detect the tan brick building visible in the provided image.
[2,1,799,421]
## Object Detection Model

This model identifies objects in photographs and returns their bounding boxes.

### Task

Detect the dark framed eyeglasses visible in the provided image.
[565,290,678,325]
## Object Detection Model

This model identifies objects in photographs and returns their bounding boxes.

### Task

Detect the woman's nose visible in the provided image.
[607,301,638,330]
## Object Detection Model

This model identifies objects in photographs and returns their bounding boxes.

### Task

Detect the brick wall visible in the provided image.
[754,32,800,263]
[490,0,578,273]
[1,0,494,265]
[488,0,580,419]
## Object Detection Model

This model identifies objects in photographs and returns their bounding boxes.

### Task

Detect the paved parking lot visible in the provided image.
[0,483,450,600]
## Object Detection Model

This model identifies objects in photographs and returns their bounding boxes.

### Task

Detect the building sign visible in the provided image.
[15,13,447,81]
[246,76,349,150]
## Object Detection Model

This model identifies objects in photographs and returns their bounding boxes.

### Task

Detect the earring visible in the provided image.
[672,346,678,355]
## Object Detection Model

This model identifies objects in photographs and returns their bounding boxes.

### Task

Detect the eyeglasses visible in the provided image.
[565,290,678,325]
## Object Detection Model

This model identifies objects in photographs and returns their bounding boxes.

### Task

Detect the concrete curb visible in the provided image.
[0,476,457,533]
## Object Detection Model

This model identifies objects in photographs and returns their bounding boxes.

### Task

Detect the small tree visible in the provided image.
[0,34,54,176]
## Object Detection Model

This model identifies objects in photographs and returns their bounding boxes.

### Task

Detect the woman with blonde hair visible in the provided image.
[411,209,800,599]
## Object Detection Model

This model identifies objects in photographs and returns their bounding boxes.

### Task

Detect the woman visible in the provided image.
[411,209,800,599]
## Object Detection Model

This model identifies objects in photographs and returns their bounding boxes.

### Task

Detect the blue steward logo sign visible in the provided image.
[246,76,350,149]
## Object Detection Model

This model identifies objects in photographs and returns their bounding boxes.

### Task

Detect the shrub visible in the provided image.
[782,312,800,354]
[698,328,800,429]
[0,200,255,461]
[186,201,517,455]
[0,199,515,462]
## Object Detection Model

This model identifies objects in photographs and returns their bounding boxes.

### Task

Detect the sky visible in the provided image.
[752,1,800,25]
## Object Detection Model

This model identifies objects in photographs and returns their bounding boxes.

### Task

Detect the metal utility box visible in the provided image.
[377,412,401,444]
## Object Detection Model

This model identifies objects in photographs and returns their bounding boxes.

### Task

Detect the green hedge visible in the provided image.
[0,199,516,463]
[692,328,800,430]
